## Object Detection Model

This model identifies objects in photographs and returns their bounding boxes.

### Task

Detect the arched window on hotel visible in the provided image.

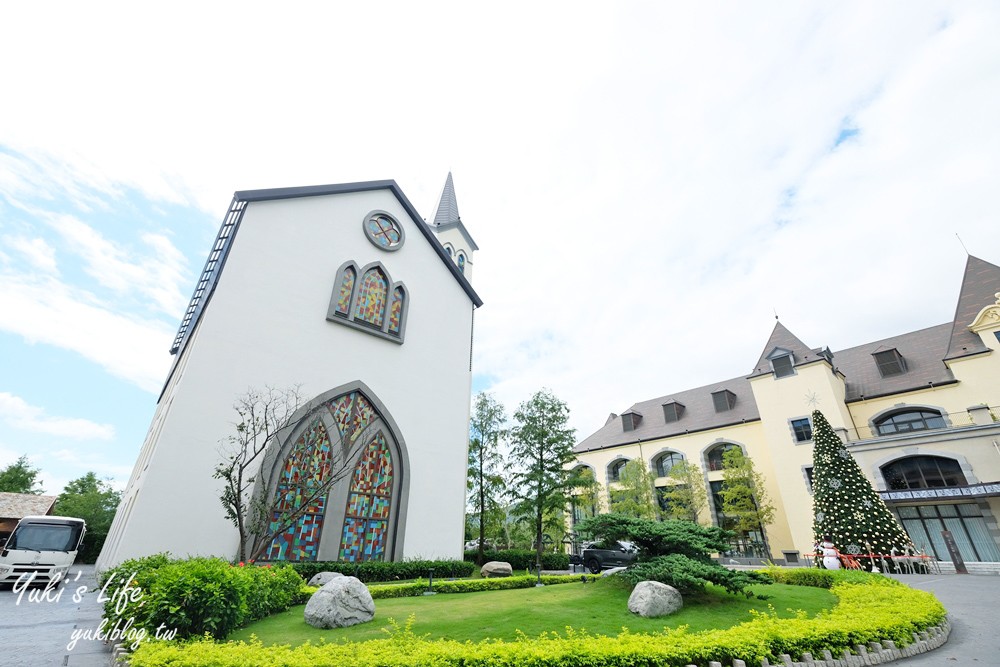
[706,443,739,472]
[874,409,946,436]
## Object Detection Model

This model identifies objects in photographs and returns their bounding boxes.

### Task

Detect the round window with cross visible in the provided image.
[362,211,405,251]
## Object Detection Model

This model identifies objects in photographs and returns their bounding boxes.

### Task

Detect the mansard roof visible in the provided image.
[574,375,761,453]
[169,180,483,358]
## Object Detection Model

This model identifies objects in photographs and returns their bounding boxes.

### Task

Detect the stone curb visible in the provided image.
[110,617,951,667]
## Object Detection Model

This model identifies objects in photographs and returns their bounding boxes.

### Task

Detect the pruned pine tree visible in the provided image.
[811,409,910,565]
[508,389,577,569]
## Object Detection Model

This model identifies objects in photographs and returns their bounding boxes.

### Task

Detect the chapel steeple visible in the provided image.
[430,172,479,280]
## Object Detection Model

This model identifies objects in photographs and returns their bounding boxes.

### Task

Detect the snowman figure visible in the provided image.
[821,535,841,570]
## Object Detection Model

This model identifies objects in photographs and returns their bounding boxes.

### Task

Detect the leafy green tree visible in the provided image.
[811,409,910,566]
[508,389,577,569]
[660,460,709,523]
[608,459,658,519]
[0,455,44,494]
[467,392,508,564]
[718,447,776,557]
[568,466,604,529]
[575,513,769,596]
[53,472,120,563]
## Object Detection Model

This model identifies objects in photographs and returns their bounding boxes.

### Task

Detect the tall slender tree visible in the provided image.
[719,447,776,557]
[609,459,658,519]
[0,455,43,494]
[811,409,910,564]
[467,392,508,564]
[508,389,577,569]
[661,460,709,523]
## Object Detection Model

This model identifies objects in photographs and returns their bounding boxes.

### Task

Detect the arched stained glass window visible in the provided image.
[388,288,404,335]
[340,432,394,561]
[457,253,466,274]
[354,268,388,328]
[266,419,335,561]
[334,266,356,317]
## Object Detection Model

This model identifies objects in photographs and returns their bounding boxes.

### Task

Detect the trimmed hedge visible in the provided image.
[464,549,569,570]
[284,559,475,583]
[128,570,947,667]
[98,555,304,641]
[366,574,586,599]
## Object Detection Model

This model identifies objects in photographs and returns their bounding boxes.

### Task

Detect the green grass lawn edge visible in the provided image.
[128,572,947,667]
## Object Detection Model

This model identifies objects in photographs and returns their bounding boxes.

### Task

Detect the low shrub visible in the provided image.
[464,549,569,570]
[128,576,947,667]
[285,559,475,583]
[100,557,303,641]
[303,574,586,600]
[759,567,836,589]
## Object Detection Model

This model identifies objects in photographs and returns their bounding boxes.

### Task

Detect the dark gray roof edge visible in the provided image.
[234,179,482,307]
[844,379,960,404]
[573,417,763,453]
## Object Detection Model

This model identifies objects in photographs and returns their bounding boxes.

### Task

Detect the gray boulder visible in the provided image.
[627,581,683,617]
[308,571,345,587]
[480,561,513,578]
[304,576,375,628]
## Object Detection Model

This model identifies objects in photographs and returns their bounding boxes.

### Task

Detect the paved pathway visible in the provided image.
[889,572,1000,665]
[0,565,111,666]
[2,567,997,666]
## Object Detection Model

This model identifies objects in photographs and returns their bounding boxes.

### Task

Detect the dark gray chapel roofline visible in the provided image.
[168,180,482,362]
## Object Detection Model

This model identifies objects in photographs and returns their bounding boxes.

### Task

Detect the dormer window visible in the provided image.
[873,349,907,377]
[621,411,643,432]
[711,389,737,413]
[767,348,795,378]
[662,401,685,423]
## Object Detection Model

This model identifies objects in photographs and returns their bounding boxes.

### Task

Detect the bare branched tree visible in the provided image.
[214,386,374,562]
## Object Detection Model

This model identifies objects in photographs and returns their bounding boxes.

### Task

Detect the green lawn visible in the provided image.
[229,580,836,645]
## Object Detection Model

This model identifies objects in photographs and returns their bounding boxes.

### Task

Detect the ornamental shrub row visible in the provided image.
[129,572,947,667]
[463,549,570,570]
[362,574,586,599]
[284,559,475,583]
[99,555,304,640]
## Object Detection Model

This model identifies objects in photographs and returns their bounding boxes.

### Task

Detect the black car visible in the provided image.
[581,540,637,574]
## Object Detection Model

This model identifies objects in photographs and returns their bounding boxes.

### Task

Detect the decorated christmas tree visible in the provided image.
[811,410,911,563]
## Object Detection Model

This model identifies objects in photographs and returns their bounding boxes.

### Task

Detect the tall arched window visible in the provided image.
[874,409,946,436]
[882,456,966,490]
[333,266,356,317]
[340,432,394,562]
[652,451,683,478]
[354,268,389,328]
[707,443,739,472]
[457,253,466,274]
[388,287,405,335]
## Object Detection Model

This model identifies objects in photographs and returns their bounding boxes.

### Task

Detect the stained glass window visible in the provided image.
[363,214,403,250]
[388,287,404,335]
[335,266,356,316]
[266,420,334,561]
[340,431,394,562]
[457,253,466,274]
[354,268,388,328]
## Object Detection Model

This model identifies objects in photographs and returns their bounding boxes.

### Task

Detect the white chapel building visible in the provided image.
[97,176,481,569]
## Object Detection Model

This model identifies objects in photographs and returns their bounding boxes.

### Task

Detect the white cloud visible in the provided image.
[0,273,175,393]
[0,392,115,440]
[3,236,58,273]
[47,214,189,317]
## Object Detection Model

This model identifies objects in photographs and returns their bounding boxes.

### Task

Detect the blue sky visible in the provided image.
[1,1,999,495]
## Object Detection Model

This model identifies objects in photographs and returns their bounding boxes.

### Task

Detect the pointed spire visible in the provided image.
[432,172,461,227]
[945,255,1000,360]
[749,321,818,377]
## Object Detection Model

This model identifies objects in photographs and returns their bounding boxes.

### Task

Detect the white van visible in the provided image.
[0,516,86,587]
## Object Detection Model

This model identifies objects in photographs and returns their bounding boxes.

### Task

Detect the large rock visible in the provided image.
[304,576,375,628]
[308,571,345,587]
[627,581,683,617]
[481,561,513,578]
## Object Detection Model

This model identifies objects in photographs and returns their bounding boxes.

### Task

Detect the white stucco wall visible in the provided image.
[99,187,475,569]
